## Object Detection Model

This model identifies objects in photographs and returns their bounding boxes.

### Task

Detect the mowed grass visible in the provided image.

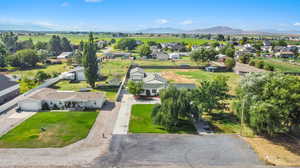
[255,58,300,73]
[11,64,70,78]
[0,112,98,148]
[133,59,200,66]
[50,80,118,101]
[129,104,197,134]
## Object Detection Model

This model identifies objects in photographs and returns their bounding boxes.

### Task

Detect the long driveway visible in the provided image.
[0,102,120,168]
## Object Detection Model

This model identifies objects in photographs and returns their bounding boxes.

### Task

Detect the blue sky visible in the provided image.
[1,0,300,31]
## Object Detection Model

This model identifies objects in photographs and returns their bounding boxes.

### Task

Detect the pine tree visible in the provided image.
[61,37,73,52]
[83,33,98,88]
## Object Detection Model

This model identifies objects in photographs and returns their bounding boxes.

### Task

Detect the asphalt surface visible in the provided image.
[91,134,264,168]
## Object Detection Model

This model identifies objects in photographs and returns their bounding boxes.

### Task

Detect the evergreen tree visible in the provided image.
[0,43,6,67]
[83,33,99,88]
[61,37,73,52]
[48,35,62,56]
[0,32,18,53]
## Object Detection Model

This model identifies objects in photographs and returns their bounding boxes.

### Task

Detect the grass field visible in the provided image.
[256,58,300,73]
[133,59,200,66]
[50,80,118,101]
[0,112,98,148]
[11,64,70,79]
[129,104,197,134]
[101,59,131,77]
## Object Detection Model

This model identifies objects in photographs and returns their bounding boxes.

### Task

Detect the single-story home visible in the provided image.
[129,67,168,96]
[0,74,19,105]
[18,88,106,112]
[275,51,295,58]
[169,53,181,59]
[216,54,228,62]
[57,52,73,59]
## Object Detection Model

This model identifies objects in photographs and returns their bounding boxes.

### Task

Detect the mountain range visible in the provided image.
[0,23,300,35]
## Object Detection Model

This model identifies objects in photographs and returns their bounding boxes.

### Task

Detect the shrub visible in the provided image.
[264,64,274,71]
[255,60,264,69]
[224,57,236,70]
[249,60,255,66]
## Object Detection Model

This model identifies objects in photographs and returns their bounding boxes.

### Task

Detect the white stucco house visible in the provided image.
[18,88,106,112]
[129,67,168,96]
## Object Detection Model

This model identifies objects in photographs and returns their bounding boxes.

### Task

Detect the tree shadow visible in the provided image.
[204,111,240,133]
[265,133,300,156]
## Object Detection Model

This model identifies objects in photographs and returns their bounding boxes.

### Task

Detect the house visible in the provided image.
[0,74,19,105]
[61,66,86,81]
[18,88,106,112]
[130,67,145,81]
[169,53,180,59]
[129,67,168,96]
[275,51,295,58]
[216,54,228,62]
[151,50,169,60]
[160,42,185,51]
[261,46,273,52]
[57,52,73,59]
[263,40,272,46]
[108,78,122,86]
[97,40,109,49]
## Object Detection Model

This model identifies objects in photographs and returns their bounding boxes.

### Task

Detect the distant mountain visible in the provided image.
[188,26,244,34]
[137,27,184,34]
[0,23,53,31]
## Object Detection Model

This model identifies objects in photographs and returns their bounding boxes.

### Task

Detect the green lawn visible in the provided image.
[255,58,300,73]
[50,80,118,101]
[133,59,200,66]
[0,112,98,148]
[11,64,70,79]
[129,104,197,134]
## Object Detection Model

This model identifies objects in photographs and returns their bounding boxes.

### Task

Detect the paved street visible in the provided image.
[91,134,264,168]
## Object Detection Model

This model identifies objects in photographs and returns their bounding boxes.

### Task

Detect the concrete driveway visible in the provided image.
[91,134,264,168]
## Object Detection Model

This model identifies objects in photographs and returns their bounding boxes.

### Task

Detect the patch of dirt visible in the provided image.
[160,70,196,83]
[243,136,300,166]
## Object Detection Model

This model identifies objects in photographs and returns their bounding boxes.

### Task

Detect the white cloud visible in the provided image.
[294,22,300,26]
[85,0,103,2]
[180,20,193,25]
[156,19,169,25]
[61,2,70,7]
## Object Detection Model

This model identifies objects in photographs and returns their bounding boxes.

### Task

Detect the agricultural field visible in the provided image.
[0,112,98,148]
[129,104,197,134]
[131,37,214,46]
[10,63,71,79]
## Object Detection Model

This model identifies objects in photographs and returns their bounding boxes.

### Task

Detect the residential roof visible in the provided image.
[28,88,104,101]
[0,74,19,91]
[143,73,168,84]
[57,52,73,58]
[173,83,197,90]
[130,67,145,74]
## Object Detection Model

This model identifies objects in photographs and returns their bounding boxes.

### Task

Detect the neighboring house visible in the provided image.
[129,67,168,96]
[151,50,169,60]
[161,42,185,51]
[169,53,180,59]
[18,88,106,112]
[104,52,131,59]
[275,51,295,58]
[97,40,109,49]
[61,66,86,81]
[261,46,273,52]
[108,78,121,86]
[57,52,73,59]
[216,54,228,62]
[0,74,19,105]
[263,40,272,46]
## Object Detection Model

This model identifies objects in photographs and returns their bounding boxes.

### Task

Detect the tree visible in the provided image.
[35,41,48,50]
[238,53,253,64]
[0,43,7,67]
[83,33,99,88]
[35,71,50,82]
[137,44,151,57]
[48,35,62,56]
[224,57,236,70]
[234,73,300,136]
[127,80,143,96]
[79,40,84,51]
[115,38,138,50]
[190,48,217,64]
[224,47,235,58]
[74,49,83,65]
[0,32,18,53]
[192,76,229,113]
[17,38,34,50]
[216,34,225,41]
[7,49,39,68]
[61,37,73,52]
[19,77,38,93]
[151,86,199,131]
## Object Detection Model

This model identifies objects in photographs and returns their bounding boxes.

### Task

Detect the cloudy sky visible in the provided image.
[1,0,300,31]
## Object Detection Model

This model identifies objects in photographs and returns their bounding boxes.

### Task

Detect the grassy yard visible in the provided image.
[256,58,300,73]
[11,64,70,79]
[50,80,118,101]
[133,59,200,66]
[0,112,98,148]
[129,104,197,134]
[101,59,131,77]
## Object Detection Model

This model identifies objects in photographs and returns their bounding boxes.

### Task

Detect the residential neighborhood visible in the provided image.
[0,1,300,168]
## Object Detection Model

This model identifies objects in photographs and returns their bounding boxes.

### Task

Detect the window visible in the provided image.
[152,89,157,94]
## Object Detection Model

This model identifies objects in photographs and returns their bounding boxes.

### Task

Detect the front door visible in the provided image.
[146,90,151,97]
